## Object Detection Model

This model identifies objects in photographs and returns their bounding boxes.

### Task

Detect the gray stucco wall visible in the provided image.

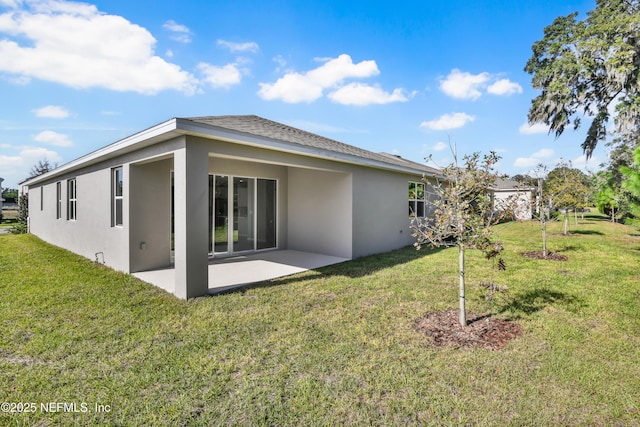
[129,158,172,272]
[28,165,130,272]
[351,167,421,258]
[287,168,353,258]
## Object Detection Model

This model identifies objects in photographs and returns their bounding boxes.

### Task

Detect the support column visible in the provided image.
[173,141,209,298]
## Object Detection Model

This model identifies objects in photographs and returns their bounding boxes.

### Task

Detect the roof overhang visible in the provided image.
[22,117,438,187]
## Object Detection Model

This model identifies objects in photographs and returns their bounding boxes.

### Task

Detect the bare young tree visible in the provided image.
[29,159,57,178]
[410,148,515,327]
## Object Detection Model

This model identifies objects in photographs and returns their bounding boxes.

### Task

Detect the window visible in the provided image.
[67,179,76,220]
[56,182,62,219]
[40,187,43,211]
[112,167,123,226]
[408,181,426,217]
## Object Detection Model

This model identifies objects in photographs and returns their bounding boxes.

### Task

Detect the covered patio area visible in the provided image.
[132,250,349,295]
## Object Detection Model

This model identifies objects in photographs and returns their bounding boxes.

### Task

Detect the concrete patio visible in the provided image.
[132,250,349,295]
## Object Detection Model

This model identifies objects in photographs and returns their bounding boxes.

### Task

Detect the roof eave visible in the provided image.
[175,118,438,177]
[21,118,182,186]
[22,117,439,187]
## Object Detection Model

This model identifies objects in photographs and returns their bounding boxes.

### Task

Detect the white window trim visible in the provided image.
[408,181,427,218]
[56,182,62,219]
[112,167,123,227]
[67,178,77,221]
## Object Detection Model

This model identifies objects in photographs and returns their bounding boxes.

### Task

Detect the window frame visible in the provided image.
[408,181,427,218]
[112,167,123,227]
[56,182,62,219]
[67,178,77,220]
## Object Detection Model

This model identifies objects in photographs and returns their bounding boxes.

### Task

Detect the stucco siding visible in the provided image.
[287,168,352,258]
[129,158,172,272]
[28,166,130,273]
[351,167,419,258]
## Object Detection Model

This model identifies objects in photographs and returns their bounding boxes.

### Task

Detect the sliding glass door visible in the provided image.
[208,175,276,256]
[257,179,277,250]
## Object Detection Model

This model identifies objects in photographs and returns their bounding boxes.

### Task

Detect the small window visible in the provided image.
[40,187,43,211]
[56,182,62,219]
[112,167,123,226]
[409,181,427,218]
[67,179,77,220]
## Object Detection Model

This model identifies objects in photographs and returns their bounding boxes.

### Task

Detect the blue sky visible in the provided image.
[0,0,601,189]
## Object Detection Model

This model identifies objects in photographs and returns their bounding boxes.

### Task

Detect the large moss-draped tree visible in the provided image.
[525,0,640,158]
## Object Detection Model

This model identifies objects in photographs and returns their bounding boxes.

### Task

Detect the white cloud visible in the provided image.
[439,69,523,100]
[0,154,22,167]
[439,69,489,100]
[20,146,62,164]
[487,78,523,96]
[519,121,550,134]
[163,20,191,43]
[514,148,555,167]
[532,148,555,158]
[572,153,600,171]
[163,20,189,33]
[34,130,73,147]
[32,105,70,118]
[197,62,242,89]
[433,141,448,151]
[420,112,476,131]
[0,0,20,9]
[217,39,259,53]
[273,55,287,70]
[328,83,410,106]
[258,54,380,103]
[0,1,198,94]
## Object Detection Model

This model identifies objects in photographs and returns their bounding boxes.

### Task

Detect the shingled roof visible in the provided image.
[184,115,439,175]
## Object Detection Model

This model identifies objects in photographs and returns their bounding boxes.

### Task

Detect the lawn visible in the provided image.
[0,212,639,426]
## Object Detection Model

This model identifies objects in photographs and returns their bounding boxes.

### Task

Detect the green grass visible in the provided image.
[1,212,639,426]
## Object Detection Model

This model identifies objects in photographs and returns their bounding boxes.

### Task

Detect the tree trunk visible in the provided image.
[563,212,569,235]
[542,218,547,257]
[458,244,466,327]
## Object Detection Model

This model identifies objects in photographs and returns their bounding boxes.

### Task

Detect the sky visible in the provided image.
[0,0,603,189]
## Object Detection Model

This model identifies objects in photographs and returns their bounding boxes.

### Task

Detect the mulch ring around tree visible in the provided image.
[413,309,523,351]
[521,251,568,261]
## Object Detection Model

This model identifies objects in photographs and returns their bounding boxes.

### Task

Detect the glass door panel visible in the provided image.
[233,177,254,252]
[213,175,229,254]
[257,179,277,250]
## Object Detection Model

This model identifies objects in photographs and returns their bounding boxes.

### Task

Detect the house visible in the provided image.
[492,178,535,220]
[21,115,439,298]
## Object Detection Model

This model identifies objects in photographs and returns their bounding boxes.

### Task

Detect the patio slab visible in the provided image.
[132,250,349,296]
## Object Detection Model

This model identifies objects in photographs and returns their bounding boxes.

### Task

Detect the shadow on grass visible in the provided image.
[555,245,580,252]
[498,288,585,320]
[569,230,605,236]
[215,245,448,295]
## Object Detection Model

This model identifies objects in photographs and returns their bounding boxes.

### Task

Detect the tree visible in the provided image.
[545,161,591,234]
[12,193,28,234]
[29,159,57,178]
[410,149,514,327]
[620,146,640,226]
[531,164,552,257]
[525,0,640,158]
[594,170,630,222]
